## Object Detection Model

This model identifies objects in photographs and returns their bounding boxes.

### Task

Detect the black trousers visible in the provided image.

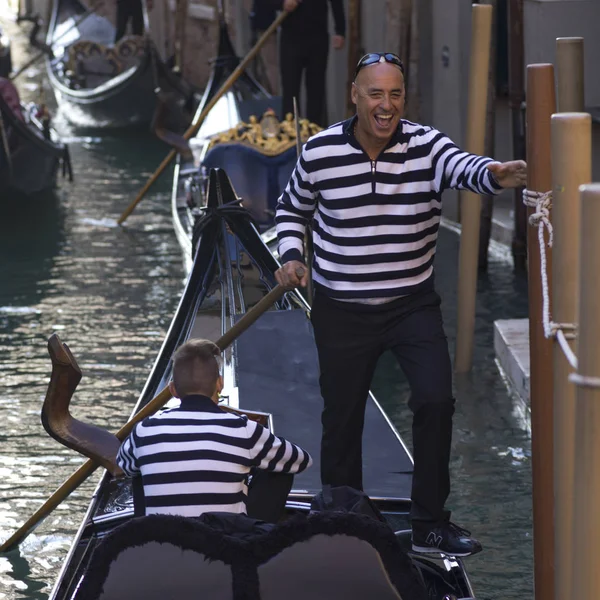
[279,34,329,127]
[310,288,455,523]
[246,470,294,523]
[115,0,144,42]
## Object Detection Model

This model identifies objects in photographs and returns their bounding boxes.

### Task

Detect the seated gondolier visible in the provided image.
[274,52,527,556]
[117,338,312,521]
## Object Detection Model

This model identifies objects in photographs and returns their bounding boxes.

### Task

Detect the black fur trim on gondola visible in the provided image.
[76,511,428,600]
[191,199,258,260]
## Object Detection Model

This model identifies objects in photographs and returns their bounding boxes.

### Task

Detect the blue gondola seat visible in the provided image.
[202,143,298,230]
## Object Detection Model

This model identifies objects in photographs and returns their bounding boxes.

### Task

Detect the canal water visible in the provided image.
[0,10,532,600]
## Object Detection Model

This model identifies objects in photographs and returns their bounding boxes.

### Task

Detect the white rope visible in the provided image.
[556,329,578,370]
[568,373,600,388]
[521,189,600,386]
[522,189,571,339]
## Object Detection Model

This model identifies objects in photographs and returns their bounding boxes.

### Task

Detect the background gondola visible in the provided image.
[168,17,316,268]
[44,0,199,129]
[0,77,70,195]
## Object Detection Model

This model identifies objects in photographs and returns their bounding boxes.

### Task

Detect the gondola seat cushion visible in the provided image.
[77,511,428,600]
[202,144,297,229]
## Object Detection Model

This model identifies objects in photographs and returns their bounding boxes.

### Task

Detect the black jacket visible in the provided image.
[261,0,346,39]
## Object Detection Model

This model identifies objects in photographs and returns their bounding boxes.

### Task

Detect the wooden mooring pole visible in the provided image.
[526,63,556,600]
[551,112,591,600]
[454,3,493,373]
[571,184,600,600]
[556,38,585,113]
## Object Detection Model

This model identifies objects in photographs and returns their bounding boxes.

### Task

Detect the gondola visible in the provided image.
[40,168,476,600]
[45,0,199,129]
[169,17,319,268]
[0,78,70,195]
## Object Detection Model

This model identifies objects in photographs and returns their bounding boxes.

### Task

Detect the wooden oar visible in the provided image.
[10,2,103,81]
[0,282,290,553]
[293,97,314,304]
[117,9,289,225]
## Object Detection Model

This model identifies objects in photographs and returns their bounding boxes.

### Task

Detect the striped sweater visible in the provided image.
[275,116,503,300]
[117,395,312,517]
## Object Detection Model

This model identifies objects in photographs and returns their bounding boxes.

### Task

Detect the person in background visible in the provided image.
[115,0,151,42]
[271,0,345,127]
[275,52,527,555]
[117,338,312,522]
[250,0,280,96]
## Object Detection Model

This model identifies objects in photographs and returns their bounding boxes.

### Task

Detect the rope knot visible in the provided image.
[523,189,553,247]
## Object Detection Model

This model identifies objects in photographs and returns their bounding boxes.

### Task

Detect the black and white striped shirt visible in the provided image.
[275,116,503,300]
[117,395,312,517]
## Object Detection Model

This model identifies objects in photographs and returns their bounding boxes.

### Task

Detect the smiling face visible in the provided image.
[351,62,405,153]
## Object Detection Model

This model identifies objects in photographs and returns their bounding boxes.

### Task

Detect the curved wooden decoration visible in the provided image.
[41,334,123,477]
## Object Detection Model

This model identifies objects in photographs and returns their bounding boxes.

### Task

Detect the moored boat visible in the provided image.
[45,0,199,129]
[0,77,70,196]
[168,18,318,267]
[40,168,476,600]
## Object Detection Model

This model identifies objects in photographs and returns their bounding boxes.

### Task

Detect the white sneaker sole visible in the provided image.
[411,544,471,557]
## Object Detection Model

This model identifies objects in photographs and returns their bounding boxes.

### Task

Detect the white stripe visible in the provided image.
[313,230,438,257]
[135,440,251,458]
[146,502,247,517]
[316,246,436,275]
[137,423,248,438]
[314,214,441,238]
[145,481,247,496]
[313,266,434,292]
[375,181,433,195]
[318,199,440,220]
[311,163,371,182]
[376,156,432,175]
[151,410,238,422]
[143,459,247,475]
[318,182,372,201]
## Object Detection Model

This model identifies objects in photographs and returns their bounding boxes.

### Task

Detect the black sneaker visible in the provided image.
[411,520,482,557]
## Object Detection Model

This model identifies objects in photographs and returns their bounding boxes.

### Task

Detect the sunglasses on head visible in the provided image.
[354,53,405,80]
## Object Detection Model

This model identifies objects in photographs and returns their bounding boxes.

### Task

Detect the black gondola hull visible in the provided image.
[47,54,159,129]
[0,97,66,195]
[45,0,197,129]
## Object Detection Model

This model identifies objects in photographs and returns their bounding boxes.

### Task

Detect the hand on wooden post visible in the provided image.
[487,160,528,189]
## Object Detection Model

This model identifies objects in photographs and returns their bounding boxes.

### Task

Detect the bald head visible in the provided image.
[354,61,404,87]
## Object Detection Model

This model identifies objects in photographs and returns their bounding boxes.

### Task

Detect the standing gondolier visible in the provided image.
[115,0,152,42]
[275,52,527,556]
[250,0,280,95]
[270,0,345,127]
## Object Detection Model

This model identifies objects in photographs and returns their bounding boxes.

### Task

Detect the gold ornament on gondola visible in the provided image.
[207,109,322,157]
